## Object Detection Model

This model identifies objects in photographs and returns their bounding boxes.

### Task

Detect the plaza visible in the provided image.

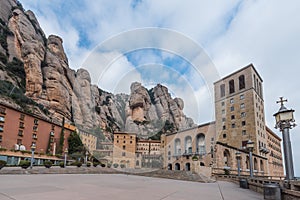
[0,174,262,200]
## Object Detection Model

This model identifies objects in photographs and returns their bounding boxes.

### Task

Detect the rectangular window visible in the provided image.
[222,125,226,130]
[242,140,248,148]
[0,135,2,142]
[17,139,22,145]
[122,145,126,150]
[231,115,235,120]
[241,112,246,117]
[240,103,245,109]
[0,107,5,114]
[0,116,5,122]
[242,130,246,135]
[33,126,38,131]
[19,122,24,128]
[230,106,234,111]
[242,121,246,126]
[20,114,25,121]
[34,119,39,125]
[18,130,23,136]
[220,84,225,97]
[32,133,37,139]
[0,125,3,132]
[222,109,225,114]
[231,123,236,128]
[51,125,55,130]
[221,101,225,106]
[122,152,126,156]
[240,94,245,100]
[230,98,234,104]
[222,118,226,122]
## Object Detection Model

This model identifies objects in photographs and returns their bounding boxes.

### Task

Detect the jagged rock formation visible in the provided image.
[0,0,195,139]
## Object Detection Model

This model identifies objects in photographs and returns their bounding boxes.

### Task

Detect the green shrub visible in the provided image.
[19,160,30,169]
[120,164,125,168]
[44,160,52,168]
[100,163,106,167]
[0,160,6,169]
[72,161,82,167]
[107,163,111,168]
[59,161,65,168]
[113,163,119,168]
[93,162,99,167]
[86,162,91,167]
[224,169,230,175]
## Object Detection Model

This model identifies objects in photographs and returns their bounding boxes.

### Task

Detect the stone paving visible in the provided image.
[0,174,263,200]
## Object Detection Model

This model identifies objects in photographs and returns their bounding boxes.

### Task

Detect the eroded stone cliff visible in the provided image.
[0,0,195,139]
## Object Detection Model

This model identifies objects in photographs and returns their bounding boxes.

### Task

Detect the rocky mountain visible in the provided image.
[0,0,195,139]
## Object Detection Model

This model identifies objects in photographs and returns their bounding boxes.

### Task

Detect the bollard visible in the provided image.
[264,183,281,200]
[240,178,249,189]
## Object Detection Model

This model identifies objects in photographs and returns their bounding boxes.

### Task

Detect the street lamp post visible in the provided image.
[236,151,241,177]
[85,151,88,165]
[246,140,254,178]
[30,144,36,169]
[274,97,296,180]
[64,148,68,168]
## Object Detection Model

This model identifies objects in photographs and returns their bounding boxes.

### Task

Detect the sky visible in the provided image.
[20,0,300,176]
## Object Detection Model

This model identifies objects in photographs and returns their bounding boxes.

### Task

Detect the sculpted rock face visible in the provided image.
[7,8,46,98]
[0,0,195,138]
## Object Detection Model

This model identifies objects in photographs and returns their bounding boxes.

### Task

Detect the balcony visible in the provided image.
[259,146,270,154]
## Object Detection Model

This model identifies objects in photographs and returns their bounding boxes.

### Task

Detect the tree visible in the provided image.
[68,131,85,155]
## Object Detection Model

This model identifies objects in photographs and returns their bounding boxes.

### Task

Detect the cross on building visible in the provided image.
[276,97,287,107]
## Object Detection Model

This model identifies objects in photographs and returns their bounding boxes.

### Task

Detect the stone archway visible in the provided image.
[185,163,191,171]
[175,163,180,170]
[168,163,172,170]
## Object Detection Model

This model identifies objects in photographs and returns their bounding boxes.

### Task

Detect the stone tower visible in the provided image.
[214,64,268,157]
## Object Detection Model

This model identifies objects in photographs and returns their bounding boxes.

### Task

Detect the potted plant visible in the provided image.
[86,162,91,167]
[93,161,99,167]
[19,160,30,169]
[192,155,198,161]
[0,160,6,169]
[44,160,52,168]
[113,163,119,168]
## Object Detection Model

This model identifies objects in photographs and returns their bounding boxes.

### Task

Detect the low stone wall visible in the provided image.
[215,174,300,200]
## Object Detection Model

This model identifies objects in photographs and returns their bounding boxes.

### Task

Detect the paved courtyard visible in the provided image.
[0,174,262,200]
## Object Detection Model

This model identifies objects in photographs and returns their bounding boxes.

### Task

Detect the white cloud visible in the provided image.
[21,0,300,176]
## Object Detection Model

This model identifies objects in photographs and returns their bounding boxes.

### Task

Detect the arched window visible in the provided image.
[175,163,180,170]
[174,138,181,155]
[223,149,231,167]
[185,163,191,171]
[196,134,205,155]
[246,156,250,169]
[168,163,172,170]
[254,158,258,171]
[185,136,192,154]
[239,75,245,90]
[200,162,205,166]
[260,160,264,172]
[220,84,225,97]
[136,160,139,166]
[229,79,235,94]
